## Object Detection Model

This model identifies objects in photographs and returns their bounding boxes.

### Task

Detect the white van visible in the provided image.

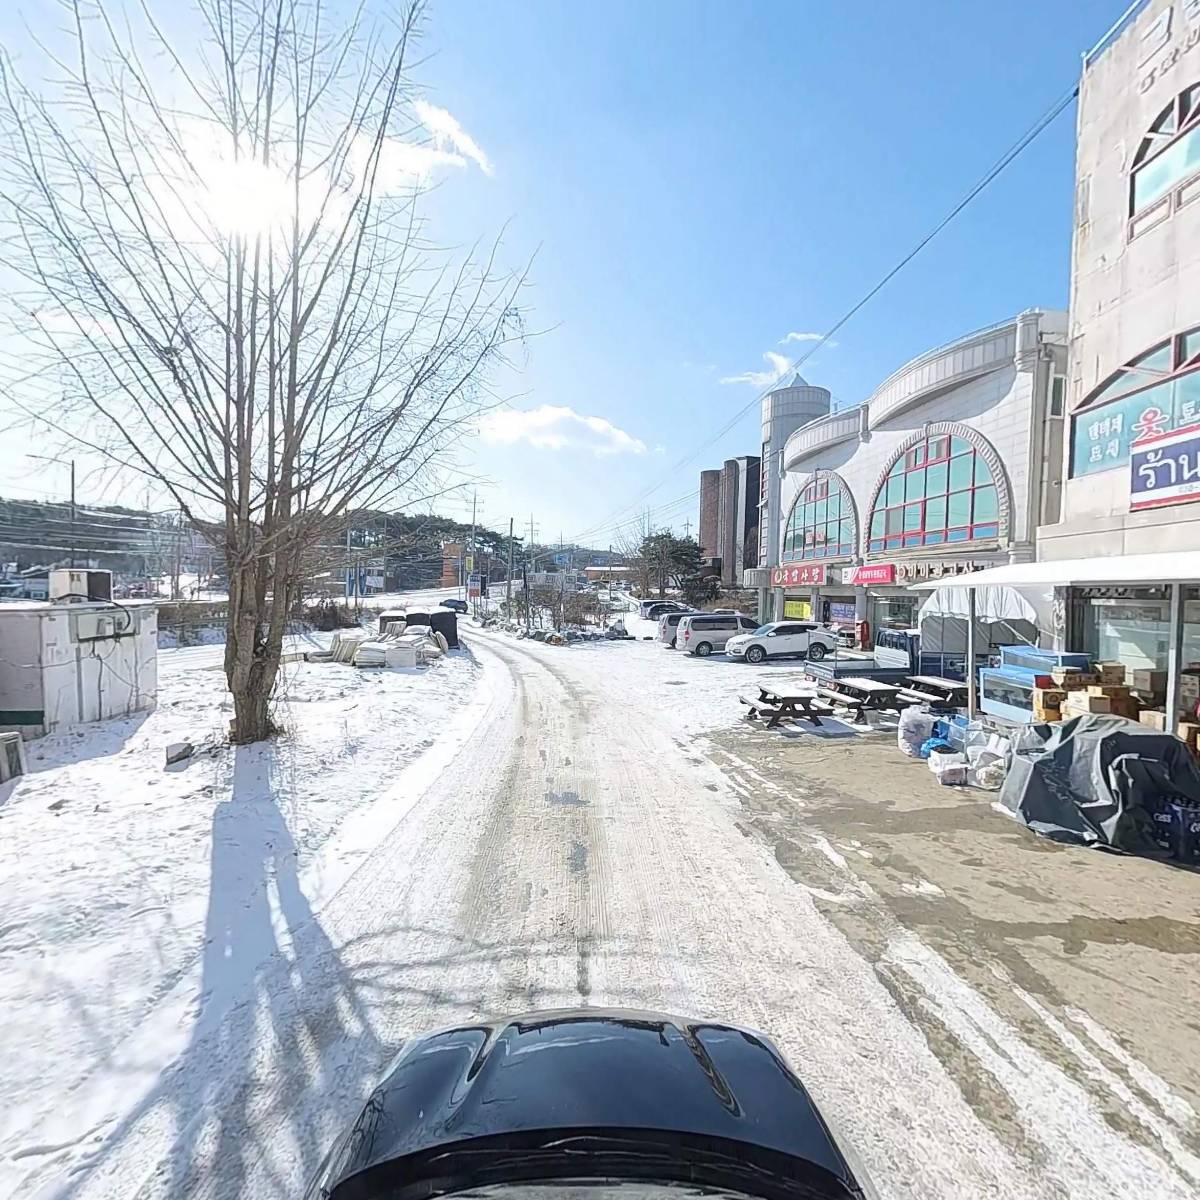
[676,612,758,656]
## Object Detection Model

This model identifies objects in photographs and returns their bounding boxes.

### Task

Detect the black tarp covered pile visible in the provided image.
[1000,714,1200,861]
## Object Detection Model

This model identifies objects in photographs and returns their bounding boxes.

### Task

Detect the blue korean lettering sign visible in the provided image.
[1072,375,1200,477]
[1130,421,1200,511]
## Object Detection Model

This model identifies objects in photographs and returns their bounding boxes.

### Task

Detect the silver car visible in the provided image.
[656,609,695,648]
[676,612,758,656]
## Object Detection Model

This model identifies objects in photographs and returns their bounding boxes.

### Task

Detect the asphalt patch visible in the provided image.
[546,789,588,807]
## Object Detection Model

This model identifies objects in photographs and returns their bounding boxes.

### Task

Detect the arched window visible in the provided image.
[782,474,856,561]
[1071,325,1200,476]
[1130,83,1200,220]
[867,433,1000,553]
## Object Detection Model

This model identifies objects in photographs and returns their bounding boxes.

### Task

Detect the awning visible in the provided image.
[919,584,1045,623]
[910,551,1200,591]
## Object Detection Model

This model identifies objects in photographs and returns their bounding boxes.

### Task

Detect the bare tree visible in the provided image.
[0,0,522,740]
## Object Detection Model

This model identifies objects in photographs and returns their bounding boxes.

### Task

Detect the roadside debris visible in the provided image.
[164,741,194,766]
[320,624,451,669]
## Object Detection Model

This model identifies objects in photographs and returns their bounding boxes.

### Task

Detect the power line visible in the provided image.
[566,77,1081,547]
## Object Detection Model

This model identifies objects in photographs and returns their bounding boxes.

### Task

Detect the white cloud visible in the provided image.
[372,140,471,187]
[413,100,494,177]
[361,101,494,191]
[478,405,647,457]
[720,351,791,387]
[781,331,837,348]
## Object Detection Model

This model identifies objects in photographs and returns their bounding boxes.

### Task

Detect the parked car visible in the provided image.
[441,598,468,613]
[640,599,690,620]
[656,609,695,648]
[676,612,758,656]
[726,621,840,665]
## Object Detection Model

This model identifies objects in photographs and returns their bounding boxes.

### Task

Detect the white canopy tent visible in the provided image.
[909,551,1200,590]
[911,552,1198,723]
[918,584,1048,624]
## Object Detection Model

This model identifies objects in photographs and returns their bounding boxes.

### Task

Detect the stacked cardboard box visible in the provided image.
[1062,690,1111,716]
[1087,683,1138,719]
[1139,709,1168,732]
[1032,687,1066,722]
[1179,671,1200,720]
[1095,662,1127,685]
[1051,667,1099,690]
[1130,669,1167,704]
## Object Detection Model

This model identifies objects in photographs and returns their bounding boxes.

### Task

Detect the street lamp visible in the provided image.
[26,454,75,568]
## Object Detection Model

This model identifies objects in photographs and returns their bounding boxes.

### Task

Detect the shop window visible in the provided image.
[1070,325,1200,477]
[866,431,1002,553]
[1129,83,1200,237]
[782,473,856,562]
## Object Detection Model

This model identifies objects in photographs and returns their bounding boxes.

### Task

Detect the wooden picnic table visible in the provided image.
[740,684,833,729]
[904,674,969,706]
[817,675,907,722]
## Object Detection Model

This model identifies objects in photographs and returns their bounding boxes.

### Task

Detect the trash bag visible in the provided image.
[898,706,937,758]
[929,748,968,785]
[920,735,952,760]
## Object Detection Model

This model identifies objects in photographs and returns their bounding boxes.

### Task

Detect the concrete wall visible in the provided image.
[716,456,760,586]
[1046,0,1200,558]
[698,470,721,557]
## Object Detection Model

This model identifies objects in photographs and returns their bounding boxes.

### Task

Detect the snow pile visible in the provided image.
[0,641,487,1195]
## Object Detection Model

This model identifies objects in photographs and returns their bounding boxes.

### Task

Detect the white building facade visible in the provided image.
[1040,0,1200,562]
[769,310,1067,638]
[1026,0,1200,687]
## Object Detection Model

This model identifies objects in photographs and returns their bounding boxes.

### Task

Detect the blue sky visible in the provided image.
[409,0,1121,546]
[0,0,1123,548]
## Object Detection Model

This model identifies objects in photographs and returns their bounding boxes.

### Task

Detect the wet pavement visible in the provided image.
[709,718,1200,1176]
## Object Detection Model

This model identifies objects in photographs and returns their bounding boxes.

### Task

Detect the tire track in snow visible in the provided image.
[27,631,1198,1200]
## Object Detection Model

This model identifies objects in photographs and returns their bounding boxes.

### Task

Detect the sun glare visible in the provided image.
[195,153,296,239]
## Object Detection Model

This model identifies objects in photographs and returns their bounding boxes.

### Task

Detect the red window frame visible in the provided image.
[867,434,1000,554]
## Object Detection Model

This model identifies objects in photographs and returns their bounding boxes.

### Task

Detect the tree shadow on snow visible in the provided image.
[52,745,381,1200]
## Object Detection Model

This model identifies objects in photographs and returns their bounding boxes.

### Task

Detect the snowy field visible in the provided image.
[0,634,488,1195]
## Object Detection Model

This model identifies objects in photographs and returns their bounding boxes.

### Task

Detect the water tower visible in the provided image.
[759,373,831,570]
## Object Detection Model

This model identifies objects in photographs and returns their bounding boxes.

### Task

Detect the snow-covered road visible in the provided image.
[7,628,1196,1199]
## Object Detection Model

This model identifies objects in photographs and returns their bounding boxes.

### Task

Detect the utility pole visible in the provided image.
[469,490,478,614]
[68,460,76,569]
[683,518,692,539]
[506,517,515,612]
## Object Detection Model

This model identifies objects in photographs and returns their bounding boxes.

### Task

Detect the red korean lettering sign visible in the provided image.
[849,563,896,586]
[770,563,826,587]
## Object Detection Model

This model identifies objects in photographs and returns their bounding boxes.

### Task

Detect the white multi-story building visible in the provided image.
[766,310,1067,637]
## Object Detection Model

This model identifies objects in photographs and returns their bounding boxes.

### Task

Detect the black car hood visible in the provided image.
[313,1008,862,1199]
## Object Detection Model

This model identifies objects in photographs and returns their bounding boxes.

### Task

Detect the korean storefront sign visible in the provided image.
[770,563,826,587]
[1130,420,1200,511]
[848,560,989,587]
[895,559,990,583]
[849,564,896,586]
[1072,376,1200,477]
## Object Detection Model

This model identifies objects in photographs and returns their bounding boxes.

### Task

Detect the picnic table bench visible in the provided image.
[740,684,833,729]
[900,674,969,708]
[816,675,909,722]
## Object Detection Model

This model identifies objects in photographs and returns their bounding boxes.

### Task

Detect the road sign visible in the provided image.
[553,552,568,566]
[467,573,481,598]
